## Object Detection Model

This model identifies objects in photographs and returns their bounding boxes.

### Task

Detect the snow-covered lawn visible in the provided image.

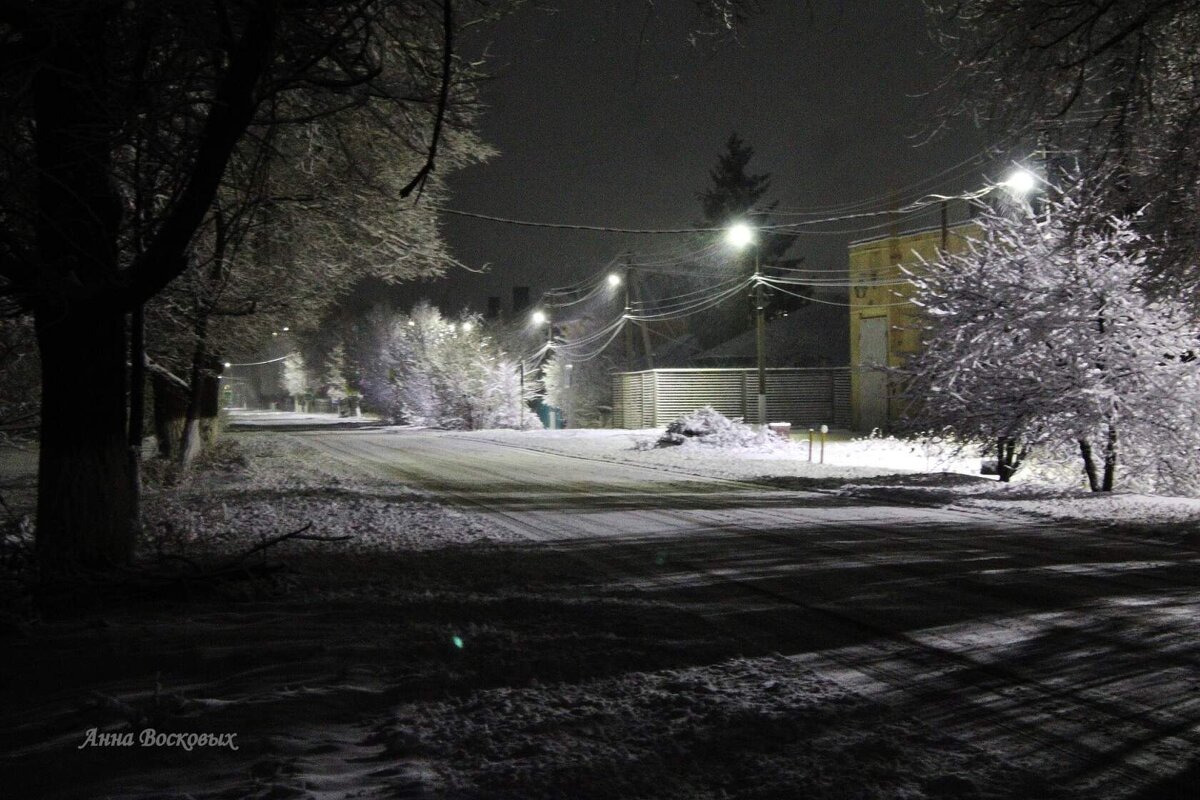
[456,427,1200,536]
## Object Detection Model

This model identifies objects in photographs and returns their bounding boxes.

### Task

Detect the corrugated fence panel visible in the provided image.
[759,372,832,424]
[611,373,638,428]
[832,372,851,427]
[612,368,852,429]
[642,372,656,429]
[653,371,747,425]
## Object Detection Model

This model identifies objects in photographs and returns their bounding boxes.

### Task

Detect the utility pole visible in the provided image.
[624,256,635,370]
[518,361,525,430]
[753,243,766,426]
[629,267,655,370]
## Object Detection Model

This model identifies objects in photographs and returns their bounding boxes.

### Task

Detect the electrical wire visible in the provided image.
[552,318,629,363]
[628,274,748,309]
[771,146,998,215]
[484,152,1036,366]
[758,277,916,308]
[628,277,754,321]
[433,184,994,237]
[224,353,295,367]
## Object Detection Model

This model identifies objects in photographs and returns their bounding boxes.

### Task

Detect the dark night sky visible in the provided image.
[399,1,993,316]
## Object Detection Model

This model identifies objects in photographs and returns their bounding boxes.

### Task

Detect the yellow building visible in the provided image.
[848,220,978,432]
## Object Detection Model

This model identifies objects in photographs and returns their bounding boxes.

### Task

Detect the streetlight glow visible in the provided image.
[531,310,548,326]
[1003,168,1038,195]
[726,222,755,249]
[607,273,621,287]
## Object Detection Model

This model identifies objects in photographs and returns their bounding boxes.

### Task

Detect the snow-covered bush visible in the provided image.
[328,302,541,430]
[902,174,1200,493]
[656,406,780,448]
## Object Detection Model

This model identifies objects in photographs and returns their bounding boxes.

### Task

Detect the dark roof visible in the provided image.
[692,304,849,367]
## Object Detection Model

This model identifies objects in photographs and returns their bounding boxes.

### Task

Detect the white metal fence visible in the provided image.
[612,368,851,429]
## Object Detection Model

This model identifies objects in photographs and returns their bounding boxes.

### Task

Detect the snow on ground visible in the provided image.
[224,409,385,426]
[457,426,1200,535]
[6,414,1196,798]
[142,431,519,557]
[377,655,1057,800]
[144,428,1070,800]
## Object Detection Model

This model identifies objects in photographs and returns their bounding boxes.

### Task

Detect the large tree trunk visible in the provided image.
[32,6,135,570]
[181,355,224,466]
[180,315,211,468]
[1079,438,1101,492]
[199,362,223,447]
[128,306,146,540]
[1102,424,1118,492]
[152,372,189,461]
[995,436,1027,483]
[35,309,135,569]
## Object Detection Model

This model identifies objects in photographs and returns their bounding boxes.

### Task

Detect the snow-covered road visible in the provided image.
[302,427,1200,799]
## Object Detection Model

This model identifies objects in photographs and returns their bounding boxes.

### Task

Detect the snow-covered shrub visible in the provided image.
[656,406,780,448]
[902,173,1200,493]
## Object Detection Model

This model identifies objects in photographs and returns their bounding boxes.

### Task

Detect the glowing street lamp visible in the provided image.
[726,221,756,249]
[530,309,548,326]
[607,273,622,288]
[1002,167,1038,195]
[727,222,767,426]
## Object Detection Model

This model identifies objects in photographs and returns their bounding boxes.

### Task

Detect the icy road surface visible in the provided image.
[301,427,1200,799]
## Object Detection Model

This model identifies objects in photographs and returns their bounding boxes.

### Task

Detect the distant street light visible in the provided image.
[607,273,621,287]
[727,222,767,426]
[531,310,548,326]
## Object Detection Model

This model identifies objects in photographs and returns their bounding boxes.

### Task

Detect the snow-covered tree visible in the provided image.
[543,352,615,428]
[925,0,1200,292]
[320,303,540,430]
[0,1,515,568]
[281,354,312,411]
[901,179,1200,493]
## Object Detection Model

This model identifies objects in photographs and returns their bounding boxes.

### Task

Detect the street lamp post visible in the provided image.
[728,222,767,426]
